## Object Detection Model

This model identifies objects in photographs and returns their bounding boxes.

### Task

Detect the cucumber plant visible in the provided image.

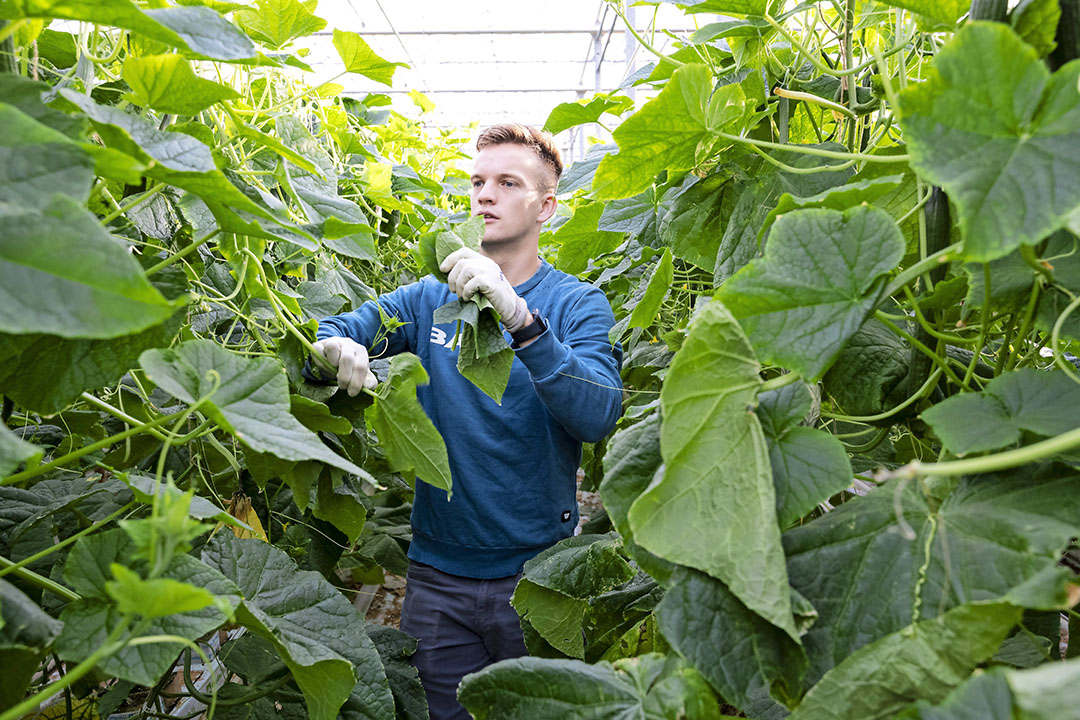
[460,1,1080,718]
[3,1,1080,719]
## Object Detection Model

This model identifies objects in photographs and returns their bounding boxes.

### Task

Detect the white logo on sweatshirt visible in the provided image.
[429,326,457,349]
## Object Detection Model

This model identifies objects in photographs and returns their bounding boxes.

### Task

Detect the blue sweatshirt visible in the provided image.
[317,259,623,578]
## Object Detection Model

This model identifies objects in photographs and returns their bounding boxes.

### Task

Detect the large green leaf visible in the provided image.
[234,0,325,49]
[458,654,722,720]
[59,88,211,172]
[143,5,258,61]
[0,0,194,48]
[629,301,799,641]
[821,318,910,417]
[898,23,1080,261]
[716,206,905,380]
[0,578,62,647]
[598,189,656,237]
[512,534,635,658]
[1,1,257,60]
[627,248,674,330]
[680,0,768,14]
[202,533,392,720]
[434,298,515,404]
[60,89,287,234]
[593,64,750,200]
[874,0,967,28]
[787,602,1020,720]
[140,340,363,475]
[922,368,1080,455]
[543,94,635,135]
[0,195,181,338]
[553,202,625,275]
[123,54,240,115]
[907,659,1080,720]
[757,382,852,527]
[370,354,452,493]
[657,567,805,716]
[557,142,617,195]
[0,102,93,212]
[0,74,85,139]
[903,669,1013,720]
[57,529,241,686]
[757,175,906,243]
[0,420,43,477]
[598,413,677,585]
[333,29,406,86]
[0,579,63,709]
[0,477,130,559]
[1011,0,1062,58]
[784,465,1080,687]
[458,312,515,405]
[658,172,735,273]
[511,580,589,658]
[0,312,182,415]
[713,147,855,284]
[366,625,428,720]
[1009,657,1080,719]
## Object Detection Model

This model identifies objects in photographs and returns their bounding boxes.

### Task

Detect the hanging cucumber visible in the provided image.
[1050,0,1080,70]
[902,187,951,402]
[969,0,1008,22]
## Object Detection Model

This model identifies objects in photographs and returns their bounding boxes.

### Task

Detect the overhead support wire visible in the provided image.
[350,0,431,92]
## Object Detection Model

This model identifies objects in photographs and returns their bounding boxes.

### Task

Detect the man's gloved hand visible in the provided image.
[440,248,529,331]
[311,337,378,396]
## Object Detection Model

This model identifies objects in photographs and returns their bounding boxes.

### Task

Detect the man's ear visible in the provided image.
[537,192,557,224]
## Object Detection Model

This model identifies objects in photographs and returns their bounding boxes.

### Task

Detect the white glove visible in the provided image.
[440,248,530,331]
[311,337,378,396]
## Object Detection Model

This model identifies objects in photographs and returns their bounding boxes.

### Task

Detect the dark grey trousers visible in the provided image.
[399,560,528,720]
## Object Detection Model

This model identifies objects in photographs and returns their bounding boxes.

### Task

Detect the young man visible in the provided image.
[309,124,623,719]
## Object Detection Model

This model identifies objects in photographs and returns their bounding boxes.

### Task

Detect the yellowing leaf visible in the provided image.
[220,492,268,542]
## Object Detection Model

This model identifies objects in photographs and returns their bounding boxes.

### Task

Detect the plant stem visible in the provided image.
[1051,292,1080,384]
[962,265,994,387]
[80,393,169,441]
[773,87,857,119]
[714,131,908,163]
[823,367,942,423]
[875,312,969,389]
[100,184,167,225]
[763,12,910,78]
[3,413,178,486]
[612,0,683,67]
[899,287,978,345]
[1007,279,1043,370]
[0,556,80,601]
[760,372,802,392]
[145,229,222,276]
[903,424,1080,478]
[883,243,962,298]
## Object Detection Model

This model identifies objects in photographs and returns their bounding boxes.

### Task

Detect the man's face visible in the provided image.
[470,143,555,249]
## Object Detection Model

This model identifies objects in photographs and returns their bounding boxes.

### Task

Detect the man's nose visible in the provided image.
[474,180,495,203]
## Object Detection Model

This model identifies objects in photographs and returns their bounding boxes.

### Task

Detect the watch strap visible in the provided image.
[510,310,546,345]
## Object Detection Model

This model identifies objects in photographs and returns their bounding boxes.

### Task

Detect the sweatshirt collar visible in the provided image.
[513,257,551,295]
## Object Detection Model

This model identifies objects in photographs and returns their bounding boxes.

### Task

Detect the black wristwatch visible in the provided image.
[510,310,547,345]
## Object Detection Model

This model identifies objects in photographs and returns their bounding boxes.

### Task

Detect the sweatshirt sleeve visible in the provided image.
[315,281,423,357]
[514,286,623,443]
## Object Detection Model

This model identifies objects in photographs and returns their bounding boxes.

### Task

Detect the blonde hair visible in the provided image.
[476,124,563,191]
